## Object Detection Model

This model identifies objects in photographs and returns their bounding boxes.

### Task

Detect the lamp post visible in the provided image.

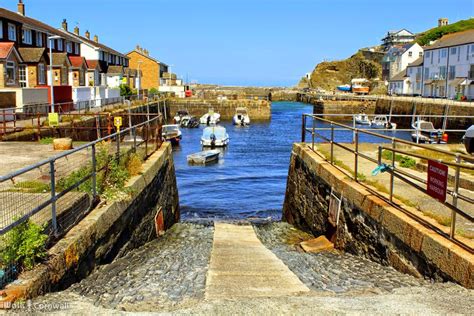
[137,60,143,100]
[48,35,62,113]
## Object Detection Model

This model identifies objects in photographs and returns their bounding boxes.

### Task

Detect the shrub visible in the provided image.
[39,137,54,145]
[399,156,416,168]
[149,87,159,95]
[120,84,132,97]
[13,180,50,193]
[0,220,48,271]
[126,153,143,176]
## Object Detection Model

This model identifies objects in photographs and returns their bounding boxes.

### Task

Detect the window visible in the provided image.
[6,61,16,85]
[450,47,457,55]
[441,48,447,58]
[57,39,63,51]
[74,43,79,54]
[22,28,32,44]
[38,63,46,84]
[458,46,461,62]
[425,51,430,58]
[36,32,43,47]
[48,38,55,49]
[467,45,470,61]
[8,23,16,41]
[449,65,456,80]
[439,66,446,79]
[424,67,429,80]
[0,21,3,38]
[19,65,27,87]
[431,51,433,64]
[419,52,423,57]
[408,51,412,57]
[66,41,72,53]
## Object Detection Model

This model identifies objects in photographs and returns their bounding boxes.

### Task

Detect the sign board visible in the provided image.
[427,160,448,202]
[114,116,122,130]
[48,112,59,127]
[328,188,342,227]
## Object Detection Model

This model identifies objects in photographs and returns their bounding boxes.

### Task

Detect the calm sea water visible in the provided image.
[173,101,411,220]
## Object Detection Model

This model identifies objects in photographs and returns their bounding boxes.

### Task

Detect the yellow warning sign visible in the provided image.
[48,112,59,127]
[114,116,122,131]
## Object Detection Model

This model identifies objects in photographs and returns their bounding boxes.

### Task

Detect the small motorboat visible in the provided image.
[371,115,397,130]
[162,124,182,145]
[355,113,371,125]
[200,109,221,125]
[411,120,445,144]
[180,116,200,128]
[173,110,190,124]
[201,126,229,147]
[187,149,220,165]
[464,125,474,154]
[233,107,250,126]
[337,84,351,92]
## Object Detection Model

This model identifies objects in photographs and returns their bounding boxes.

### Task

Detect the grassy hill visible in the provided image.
[416,18,474,46]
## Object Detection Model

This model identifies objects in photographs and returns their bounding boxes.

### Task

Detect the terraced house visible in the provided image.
[422,29,474,100]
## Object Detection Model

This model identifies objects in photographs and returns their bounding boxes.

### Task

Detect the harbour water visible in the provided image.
[173,101,411,220]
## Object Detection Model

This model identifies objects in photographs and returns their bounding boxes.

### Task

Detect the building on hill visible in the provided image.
[126,46,168,90]
[382,43,423,81]
[406,57,423,95]
[422,29,474,100]
[381,29,416,50]
[438,18,449,27]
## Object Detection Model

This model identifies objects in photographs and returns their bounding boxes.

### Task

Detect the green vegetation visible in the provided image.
[381,150,416,168]
[416,18,474,46]
[0,220,48,271]
[119,84,133,97]
[149,87,159,95]
[39,137,54,145]
[12,180,50,193]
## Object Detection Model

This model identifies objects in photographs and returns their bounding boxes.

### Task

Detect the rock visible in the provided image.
[53,138,73,150]
[300,236,334,253]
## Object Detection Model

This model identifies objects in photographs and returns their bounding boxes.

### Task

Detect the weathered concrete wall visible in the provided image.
[271,90,299,102]
[313,100,376,121]
[167,99,271,121]
[2,142,179,301]
[283,143,473,288]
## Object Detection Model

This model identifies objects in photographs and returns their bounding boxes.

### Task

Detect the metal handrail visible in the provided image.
[302,113,474,252]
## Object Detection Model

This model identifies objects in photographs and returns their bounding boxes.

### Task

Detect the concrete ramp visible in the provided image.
[205,222,310,299]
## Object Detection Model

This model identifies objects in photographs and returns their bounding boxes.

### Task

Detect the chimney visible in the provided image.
[74,26,79,35]
[93,35,98,43]
[17,0,25,16]
[62,19,68,31]
[85,30,90,39]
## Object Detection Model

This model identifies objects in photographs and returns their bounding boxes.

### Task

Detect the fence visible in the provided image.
[0,114,162,286]
[302,113,474,253]
[301,92,474,106]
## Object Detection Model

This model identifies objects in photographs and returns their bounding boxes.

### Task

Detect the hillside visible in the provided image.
[305,52,383,93]
[416,18,474,46]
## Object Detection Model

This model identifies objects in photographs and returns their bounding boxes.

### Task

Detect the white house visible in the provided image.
[388,71,409,95]
[405,57,423,95]
[382,43,424,81]
[381,29,416,50]
[422,29,474,100]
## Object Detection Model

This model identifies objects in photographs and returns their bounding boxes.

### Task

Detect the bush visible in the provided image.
[120,84,132,97]
[13,180,50,193]
[126,153,143,176]
[149,87,159,95]
[399,156,416,168]
[1,220,48,271]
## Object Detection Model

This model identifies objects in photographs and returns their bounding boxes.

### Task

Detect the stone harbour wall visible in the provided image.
[1,142,179,301]
[283,143,473,288]
[167,98,271,121]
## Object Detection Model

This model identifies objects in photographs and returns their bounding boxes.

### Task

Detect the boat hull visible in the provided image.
[187,150,220,164]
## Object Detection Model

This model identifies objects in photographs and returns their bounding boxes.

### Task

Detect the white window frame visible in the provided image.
[66,41,72,53]
[18,64,27,87]
[8,23,16,41]
[38,63,46,84]
[6,61,16,85]
[36,32,43,47]
[22,28,32,45]
[57,39,63,51]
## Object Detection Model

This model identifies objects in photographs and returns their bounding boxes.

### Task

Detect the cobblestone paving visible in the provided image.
[254,222,428,293]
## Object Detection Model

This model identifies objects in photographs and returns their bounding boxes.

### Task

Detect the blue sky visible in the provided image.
[6,0,474,86]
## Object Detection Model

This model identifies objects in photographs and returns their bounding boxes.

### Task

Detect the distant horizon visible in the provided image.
[3,0,473,87]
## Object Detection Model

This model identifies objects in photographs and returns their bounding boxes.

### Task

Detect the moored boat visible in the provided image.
[187,149,221,165]
[371,115,397,130]
[180,116,200,128]
[173,110,189,124]
[355,113,371,125]
[200,109,221,125]
[232,107,250,126]
[411,120,445,144]
[201,126,229,147]
[162,124,182,145]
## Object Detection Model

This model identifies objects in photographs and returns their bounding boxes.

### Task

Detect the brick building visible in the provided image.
[126,46,168,90]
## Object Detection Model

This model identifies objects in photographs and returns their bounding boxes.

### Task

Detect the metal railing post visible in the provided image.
[301,115,306,143]
[354,129,359,181]
[390,138,395,202]
[450,155,461,239]
[378,145,382,165]
[311,116,315,151]
[145,123,149,157]
[330,123,334,165]
[116,131,120,162]
[2,109,6,134]
[91,143,97,198]
[49,160,58,236]
[133,126,137,152]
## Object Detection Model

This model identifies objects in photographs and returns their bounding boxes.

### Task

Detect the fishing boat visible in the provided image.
[201,126,229,147]
[351,78,370,95]
[411,120,445,144]
[371,115,397,130]
[354,113,371,125]
[187,149,221,165]
[180,116,200,128]
[173,110,190,124]
[161,124,182,145]
[200,109,221,125]
[232,107,250,126]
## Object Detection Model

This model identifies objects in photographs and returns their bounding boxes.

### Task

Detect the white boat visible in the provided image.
[180,116,200,128]
[173,110,189,124]
[200,109,221,125]
[371,115,397,130]
[411,120,444,143]
[355,113,371,125]
[233,107,250,126]
[187,149,220,165]
[201,126,229,147]
[162,124,182,145]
